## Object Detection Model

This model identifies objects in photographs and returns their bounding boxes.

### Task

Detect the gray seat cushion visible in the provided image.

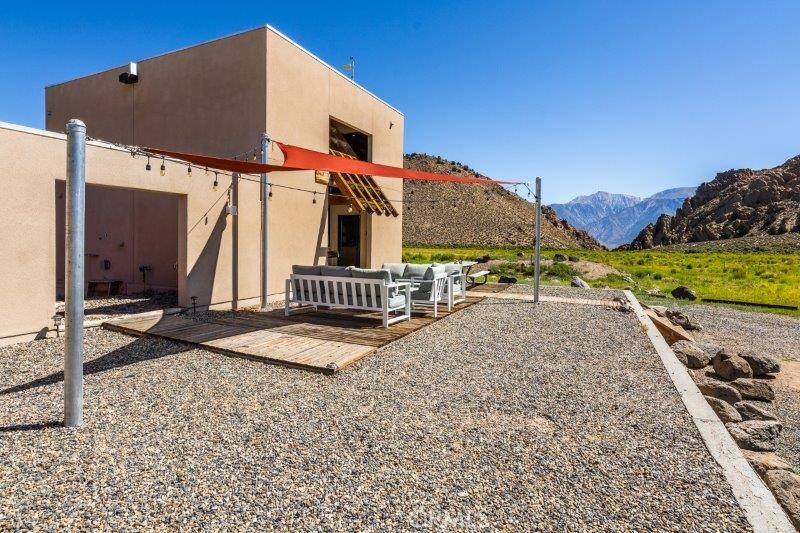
[387,293,407,309]
[382,263,407,281]
[411,288,433,301]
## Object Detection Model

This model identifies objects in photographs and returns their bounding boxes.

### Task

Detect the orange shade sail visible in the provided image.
[144,142,523,185]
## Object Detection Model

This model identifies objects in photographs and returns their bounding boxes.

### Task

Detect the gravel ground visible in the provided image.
[55,291,179,321]
[503,283,625,301]
[672,304,800,362]
[0,295,749,530]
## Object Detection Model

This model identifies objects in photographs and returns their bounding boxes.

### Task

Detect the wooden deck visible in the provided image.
[105,297,482,374]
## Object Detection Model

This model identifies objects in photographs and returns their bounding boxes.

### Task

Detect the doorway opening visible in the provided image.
[337,215,361,267]
[328,118,371,266]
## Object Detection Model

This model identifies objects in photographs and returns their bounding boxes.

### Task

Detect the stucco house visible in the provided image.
[0,26,404,344]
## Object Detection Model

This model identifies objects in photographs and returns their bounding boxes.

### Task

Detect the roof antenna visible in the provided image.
[342,56,355,81]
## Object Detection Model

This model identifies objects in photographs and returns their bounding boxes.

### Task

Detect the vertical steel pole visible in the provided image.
[64,119,86,427]
[534,177,542,304]
[260,133,269,309]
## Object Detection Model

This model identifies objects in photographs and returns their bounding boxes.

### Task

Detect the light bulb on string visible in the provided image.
[160,157,166,176]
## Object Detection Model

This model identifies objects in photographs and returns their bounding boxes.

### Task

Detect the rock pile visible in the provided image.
[664,319,800,526]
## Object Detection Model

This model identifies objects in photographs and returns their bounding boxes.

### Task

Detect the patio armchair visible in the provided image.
[383,262,466,311]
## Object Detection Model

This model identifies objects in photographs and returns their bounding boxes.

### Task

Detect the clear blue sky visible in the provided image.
[2,1,798,203]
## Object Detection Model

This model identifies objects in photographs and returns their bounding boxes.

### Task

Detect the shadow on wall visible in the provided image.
[187,209,227,310]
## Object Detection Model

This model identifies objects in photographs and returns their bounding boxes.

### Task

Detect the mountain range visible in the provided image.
[550,187,696,248]
[627,155,800,249]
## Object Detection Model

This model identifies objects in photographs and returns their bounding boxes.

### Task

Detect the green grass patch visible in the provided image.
[402,245,800,317]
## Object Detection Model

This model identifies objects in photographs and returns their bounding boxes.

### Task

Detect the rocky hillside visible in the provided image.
[402,153,604,249]
[626,155,800,249]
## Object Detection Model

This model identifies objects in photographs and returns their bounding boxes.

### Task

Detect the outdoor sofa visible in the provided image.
[285,263,467,327]
[285,265,412,327]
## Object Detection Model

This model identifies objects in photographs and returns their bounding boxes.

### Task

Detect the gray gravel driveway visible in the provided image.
[0,291,749,530]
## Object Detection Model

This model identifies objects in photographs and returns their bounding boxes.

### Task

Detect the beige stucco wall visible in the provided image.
[5,25,404,343]
[0,124,266,342]
[265,27,404,290]
[45,28,268,157]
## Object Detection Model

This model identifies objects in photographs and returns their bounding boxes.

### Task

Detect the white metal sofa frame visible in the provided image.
[285,274,412,328]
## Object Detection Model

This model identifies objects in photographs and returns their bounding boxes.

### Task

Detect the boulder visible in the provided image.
[725,420,783,451]
[730,378,775,401]
[740,351,781,376]
[712,349,753,381]
[705,396,742,423]
[671,340,711,369]
[764,469,800,529]
[698,342,724,359]
[742,450,795,478]
[570,276,589,289]
[698,380,742,406]
[671,285,697,300]
[665,310,703,331]
[735,401,778,421]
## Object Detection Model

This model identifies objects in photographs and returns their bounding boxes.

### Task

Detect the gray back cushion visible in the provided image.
[292,265,322,276]
[351,268,391,284]
[403,263,430,279]
[382,263,406,281]
[321,266,352,277]
[424,265,447,280]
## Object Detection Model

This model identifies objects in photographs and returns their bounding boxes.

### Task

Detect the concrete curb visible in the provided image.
[624,290,794,532]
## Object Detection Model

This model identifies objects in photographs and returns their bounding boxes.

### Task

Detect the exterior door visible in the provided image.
[337,215,361,267]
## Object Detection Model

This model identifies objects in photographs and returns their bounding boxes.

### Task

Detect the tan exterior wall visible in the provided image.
[45,28,268,157]
[0,124,267,342]
[265,28,404,295]
[2,26,405,343]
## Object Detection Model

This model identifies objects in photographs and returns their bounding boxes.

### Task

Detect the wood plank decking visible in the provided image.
[105,297,482,374]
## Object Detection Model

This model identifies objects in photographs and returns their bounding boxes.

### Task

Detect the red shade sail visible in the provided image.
[144,142,523,185]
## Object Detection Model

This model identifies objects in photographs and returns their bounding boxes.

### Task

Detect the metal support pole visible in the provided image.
[534,177,542,304]
[260,133,269,310]
[64,119,86,427]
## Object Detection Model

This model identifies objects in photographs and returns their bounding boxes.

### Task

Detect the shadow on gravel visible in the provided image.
[0,337,189,396]
[0,421,61,433]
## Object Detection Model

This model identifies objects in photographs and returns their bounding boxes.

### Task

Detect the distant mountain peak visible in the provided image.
[550,187,697,248]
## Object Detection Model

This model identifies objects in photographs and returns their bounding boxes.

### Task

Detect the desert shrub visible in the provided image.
[543,262,579,280]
